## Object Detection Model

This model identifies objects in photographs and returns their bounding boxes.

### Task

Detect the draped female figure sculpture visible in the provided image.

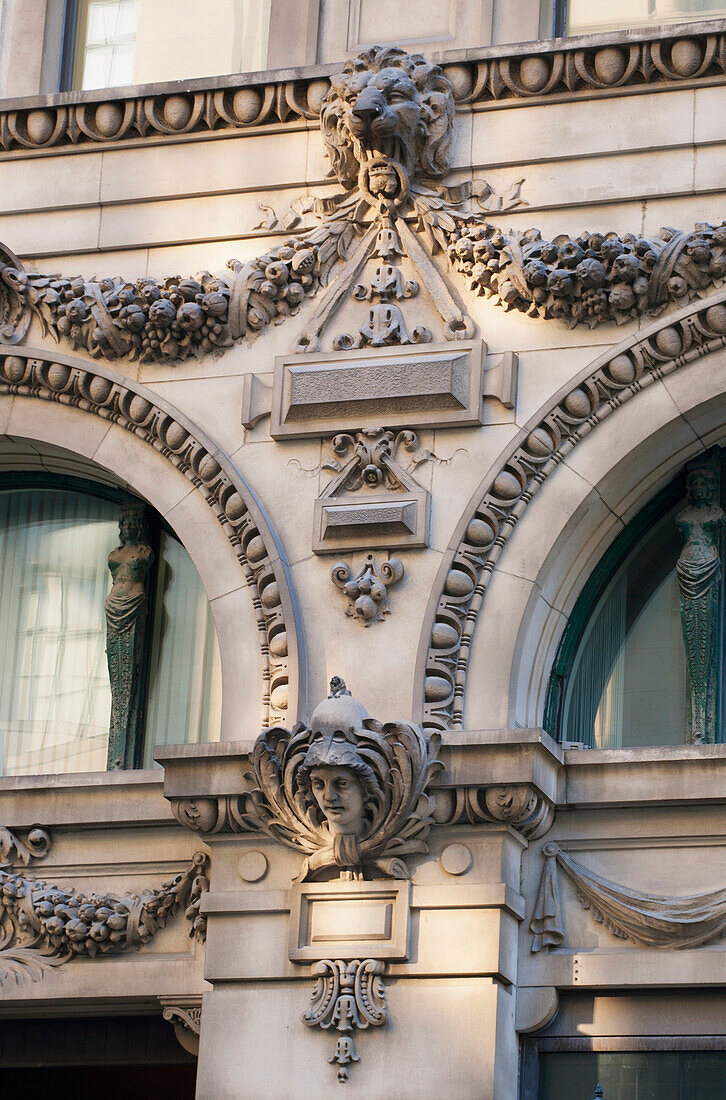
[676,463,724,743]
[105,506,154,768]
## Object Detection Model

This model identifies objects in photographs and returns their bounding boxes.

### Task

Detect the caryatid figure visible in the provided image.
[676,462,725,743]
[105,506,154,768]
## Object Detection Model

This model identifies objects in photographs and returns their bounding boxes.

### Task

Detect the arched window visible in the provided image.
[0,475,221,776]
[546,451,725,749]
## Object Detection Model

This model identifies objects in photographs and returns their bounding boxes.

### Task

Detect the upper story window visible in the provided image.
[547,450,726,749]
[546,0,726,37]
[67,0,271,91]
[0,478,221,776]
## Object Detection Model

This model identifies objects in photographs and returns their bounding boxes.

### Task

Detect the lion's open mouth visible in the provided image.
[354,135,407,168]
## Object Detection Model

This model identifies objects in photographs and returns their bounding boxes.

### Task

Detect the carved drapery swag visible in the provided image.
[241,678,442,880]
[531,843,726,951]
[3,48,726,362]
[0,850,209,988]
[676,456,725,744]
[105,505,155,769]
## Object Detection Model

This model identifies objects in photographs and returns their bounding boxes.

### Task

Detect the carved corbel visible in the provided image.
[515,986,559,1034]
[161,996,203,1057]
[432,784,555,840]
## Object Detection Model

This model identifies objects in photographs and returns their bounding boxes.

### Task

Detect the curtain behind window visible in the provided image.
[0,489,116,775]
[0,488,221,776]
[143,529,222,767]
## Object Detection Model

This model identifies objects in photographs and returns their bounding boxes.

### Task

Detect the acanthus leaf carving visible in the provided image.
[432,783,554,839]
[161,997,203,1057]
[0,824,52,867]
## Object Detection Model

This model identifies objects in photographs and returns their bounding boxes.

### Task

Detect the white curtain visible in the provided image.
[143,530,221,768]
[0,490,116,776]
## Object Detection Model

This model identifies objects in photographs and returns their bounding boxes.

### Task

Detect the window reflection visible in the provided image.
[74,0,272,91]
[567,0,726,36]
[561,507,688,749]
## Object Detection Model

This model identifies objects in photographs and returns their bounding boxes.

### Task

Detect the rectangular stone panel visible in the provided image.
[289,879,410,961]
[270,340,485,438]
[313,490,430,553]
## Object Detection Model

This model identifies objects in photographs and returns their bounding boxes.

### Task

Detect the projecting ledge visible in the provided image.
[157,729,565,841]
[564,743,726,808]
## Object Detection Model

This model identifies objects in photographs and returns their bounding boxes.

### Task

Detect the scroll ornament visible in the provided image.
[531,843,726,952]
[0,850,209,988]
[240,678,442,881]
[302,958,388,1083]
[3,47,726,364]
[0,824,51,868]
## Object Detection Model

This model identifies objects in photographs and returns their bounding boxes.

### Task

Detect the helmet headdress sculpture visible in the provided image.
[243,678,442,880]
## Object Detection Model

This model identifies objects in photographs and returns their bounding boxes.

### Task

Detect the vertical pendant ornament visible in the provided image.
[301,958,388,1082]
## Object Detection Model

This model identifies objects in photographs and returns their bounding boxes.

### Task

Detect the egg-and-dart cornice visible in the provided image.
[2,20,726,157]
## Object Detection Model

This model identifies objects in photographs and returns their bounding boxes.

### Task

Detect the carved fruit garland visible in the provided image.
[0,852,209,988]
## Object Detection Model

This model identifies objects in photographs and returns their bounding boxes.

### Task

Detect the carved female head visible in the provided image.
[118,507,150,547]
[686,466,718,508]
[297,737,380,838]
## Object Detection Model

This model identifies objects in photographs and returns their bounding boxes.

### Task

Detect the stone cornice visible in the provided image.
[158,734,726,843]
[157,730,565,842]
[2,20,726,157]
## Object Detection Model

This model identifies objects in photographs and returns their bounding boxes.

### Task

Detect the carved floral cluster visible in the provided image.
[0,224,352,363]
[0,855,208,959]
[443,219,726,328]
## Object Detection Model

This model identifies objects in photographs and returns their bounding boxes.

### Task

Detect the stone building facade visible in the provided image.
[2,1,726,1097]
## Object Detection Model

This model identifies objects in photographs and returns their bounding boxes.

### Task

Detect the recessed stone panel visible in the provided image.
[289,879,410,961]
[270,340,486,438]
[313,490,430,552]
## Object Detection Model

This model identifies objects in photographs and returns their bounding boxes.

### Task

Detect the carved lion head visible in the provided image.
[320,46,455,193]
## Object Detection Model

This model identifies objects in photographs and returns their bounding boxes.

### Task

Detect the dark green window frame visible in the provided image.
[544,473,688,742]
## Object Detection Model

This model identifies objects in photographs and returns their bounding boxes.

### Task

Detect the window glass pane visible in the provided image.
[76,0,271,90]
[561,507,687,748]
[567,0,726,36]
[143,529,222,767]
[0,489,116,776]
[539,1051,726,1099]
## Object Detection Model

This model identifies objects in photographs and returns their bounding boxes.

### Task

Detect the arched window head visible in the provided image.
[0,475,221,776]
[547,448,726,749]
